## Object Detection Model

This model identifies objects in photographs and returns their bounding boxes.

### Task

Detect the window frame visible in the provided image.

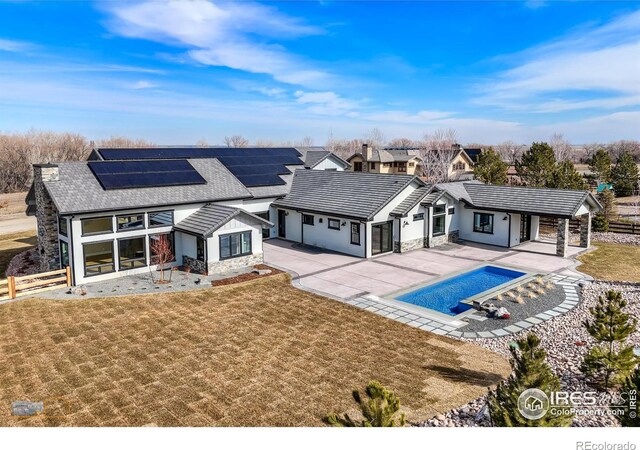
[255,211,270,239]
[116,213,146,232]
[81,216,113,236]
[432,205,447,237]
[149,232,176,264]
[219,231,252,261]
[117,236,147,271]
[328,218,340,230]
[369,162,376,170]
[350,222,361,246]
[302,214,315,226]
[473,212,494,234]
[448,207,455,215]
[58,216,68,237]
[82,240,115,277]
[413,213,424,221]
[59,240,69,269]
[196,236,206,262]
[353,161,363,172]
[148,210,174,229]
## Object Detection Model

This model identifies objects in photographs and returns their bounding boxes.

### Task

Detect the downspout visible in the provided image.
[69,216,75,286]
[426,207,431,248]
[300,212,304,246]
[363,221,368,258]
[397,217,402,253]
[507,213,512,248]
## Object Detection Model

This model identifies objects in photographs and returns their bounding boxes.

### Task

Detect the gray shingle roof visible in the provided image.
[174,204,273,237]
[390,186,432,217]
[45,159,252,215]
[272,170,422,220]
[435,180,479,202]
[420,190,445,206]
[347,149,422,163]
[462,183,601,218]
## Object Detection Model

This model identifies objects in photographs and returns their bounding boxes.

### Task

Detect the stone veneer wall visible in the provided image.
[183,255,207,274]
[426,230,459,249]
[208,253,263,274]
[399,237,424,253]
[33,165,61,272]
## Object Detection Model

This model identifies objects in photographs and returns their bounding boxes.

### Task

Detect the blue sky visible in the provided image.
[0,1,639,144]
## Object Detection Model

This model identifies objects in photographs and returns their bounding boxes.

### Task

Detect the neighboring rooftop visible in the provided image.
[297,148,350,170]
[272,170,423,220]
[348,148,422,163]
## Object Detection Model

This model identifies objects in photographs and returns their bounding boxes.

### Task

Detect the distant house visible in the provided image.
[346,144,423,176]
[297,147,350,171]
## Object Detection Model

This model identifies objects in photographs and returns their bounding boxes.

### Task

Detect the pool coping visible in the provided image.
[382,263,536,321]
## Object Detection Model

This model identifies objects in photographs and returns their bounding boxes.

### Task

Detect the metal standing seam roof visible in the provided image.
[44,159,252,215]
[462,183,601,218]
[174,204,273,237]
[272,170,423,220]
[389,186,433,217]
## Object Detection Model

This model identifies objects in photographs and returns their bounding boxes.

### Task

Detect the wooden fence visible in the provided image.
[0,267,71,301]
[539,217,640,235]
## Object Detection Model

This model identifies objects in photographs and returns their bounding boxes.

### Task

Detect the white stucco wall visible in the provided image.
[312,156,346,171]
[207,215,264,263]
[458,207,512,247]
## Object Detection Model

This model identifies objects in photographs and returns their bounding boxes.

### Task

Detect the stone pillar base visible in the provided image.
[556,218,569,257]
[580,213,592,248]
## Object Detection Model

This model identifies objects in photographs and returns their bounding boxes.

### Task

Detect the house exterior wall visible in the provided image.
[458,207,513,247]
[425,197,457,248]
[313,156,346,171]
[206,215,264,273]
[396,203,428,252]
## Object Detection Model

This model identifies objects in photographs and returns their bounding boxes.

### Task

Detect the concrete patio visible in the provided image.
[263,238,587,301]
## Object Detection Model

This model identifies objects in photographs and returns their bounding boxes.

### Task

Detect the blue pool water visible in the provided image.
[395,266,526,316]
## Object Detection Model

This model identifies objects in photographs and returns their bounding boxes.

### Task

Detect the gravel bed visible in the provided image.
[540,231,640,246]
[458,284,565,333]
[418,280,640,427]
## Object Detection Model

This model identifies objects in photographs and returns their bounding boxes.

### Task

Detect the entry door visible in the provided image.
[372,221,393,255]
[278,210,286,238]
[520,215,531,242]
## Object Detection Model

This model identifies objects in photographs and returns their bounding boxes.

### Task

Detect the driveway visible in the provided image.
[263,239,585,300]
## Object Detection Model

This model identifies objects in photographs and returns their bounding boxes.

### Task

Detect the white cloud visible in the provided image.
[478,10,640,112]
[128,80,158,89]
[0,38,35,53]
[362,110,454,124]
[102,0,329,87]
[294,90,357,114]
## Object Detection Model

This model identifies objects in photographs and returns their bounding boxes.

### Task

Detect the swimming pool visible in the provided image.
[394,265,527,316]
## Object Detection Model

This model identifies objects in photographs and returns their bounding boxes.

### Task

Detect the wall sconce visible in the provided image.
[341,221,347,227]
[503,215,508,221]
[284,211,289,216]
[403,220,409,227]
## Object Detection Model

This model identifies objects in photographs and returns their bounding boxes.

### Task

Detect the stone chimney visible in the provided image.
[362,143,373,161]
[33,164,60,271]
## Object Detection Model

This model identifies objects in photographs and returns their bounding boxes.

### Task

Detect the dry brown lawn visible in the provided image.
[0,231,36,276]
[0,274,510,427]
[577,242,640,282]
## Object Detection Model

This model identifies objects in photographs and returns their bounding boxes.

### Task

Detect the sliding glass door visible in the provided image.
[371,221,393,255]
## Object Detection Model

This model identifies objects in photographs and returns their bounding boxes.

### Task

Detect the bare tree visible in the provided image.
[412,128,460,182]
[422,128,458,151]
[607,140,640,161]
[224,135,249,148]
[150,234,174,283]
[95,136,154,148]
[550,133,572,162]
[253,139,276,147]
[296,136,314,147]
[386,137,415,149]
[494,140,525,165]
[364,128,386,149]
[195,139,209,147]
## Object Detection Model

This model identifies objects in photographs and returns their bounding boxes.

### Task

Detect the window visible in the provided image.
[196,237,205,262]
[219,231,251,260]
[353,162,363,172]
[150,233,175,264]
[328,218,340,230]
[383,162,392,167]
[149,210,174,228]
[448,207,455,215]
[118,237,146,270]
[58,216,68,237]
[408,162,415,168]
[302,214,314,226]
[432,205,446,236]
[83,241,114,276]
[256,212,270,239]
[453,162,466,171]
[369,162,376,170]
[473,213,494,234]
[117,213,145,231]
[413,213,424,221]
[59,240,69,268]
[350,222,361,245]
[81,216,113,236]
[398,163,407,173]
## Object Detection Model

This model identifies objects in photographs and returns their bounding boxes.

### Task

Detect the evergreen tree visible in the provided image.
[548,160,588,190]
[488,334,573,427]
[325,381,406,427]
[473,147,509,185]
[588,148,612,183]
[615,368,640,427]
[612,152,639,197]
[515,142,557,187]
[581,290,638,390]
[597,188,616,221]
[591,213,609,232]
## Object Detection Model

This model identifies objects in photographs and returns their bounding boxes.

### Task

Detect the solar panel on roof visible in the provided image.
[235,174,286,187]
[88,160,206,190]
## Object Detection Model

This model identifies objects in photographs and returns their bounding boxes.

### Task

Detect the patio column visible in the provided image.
[580,213,592,248]
[556,218,569,257]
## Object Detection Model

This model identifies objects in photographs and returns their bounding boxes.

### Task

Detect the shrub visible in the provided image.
[325,381,406,427]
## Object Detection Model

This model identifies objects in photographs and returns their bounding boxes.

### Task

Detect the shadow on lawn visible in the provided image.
[424,364,505,387]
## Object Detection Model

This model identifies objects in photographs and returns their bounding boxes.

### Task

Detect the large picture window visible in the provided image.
[118,237,147,270]
[83,241,114,276]
[150,232,175,264]
[219,231,251,260]
[473,213,494,234]
[149,210,174,228]
[117,213,145,231]
[432,205,446,236]
[81,216,113,236]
